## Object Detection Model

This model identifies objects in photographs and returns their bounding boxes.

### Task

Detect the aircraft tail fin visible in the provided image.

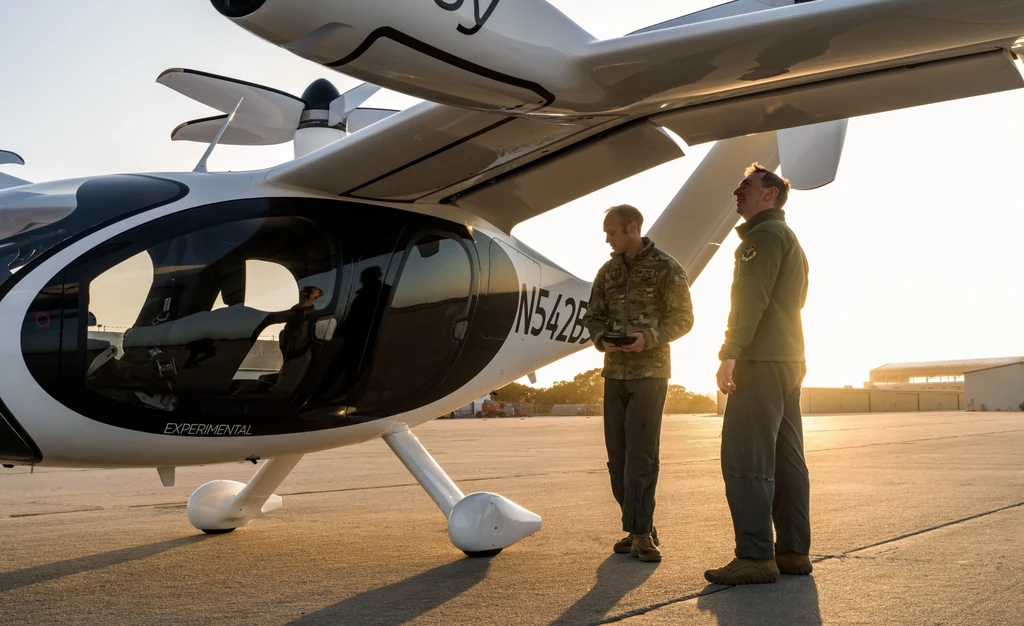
[646,132,780,285]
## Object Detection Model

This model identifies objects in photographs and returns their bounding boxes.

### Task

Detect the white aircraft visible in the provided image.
[2,0,1023,556]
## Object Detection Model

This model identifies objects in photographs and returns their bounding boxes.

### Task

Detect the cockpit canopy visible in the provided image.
[15,193,520,437]
[0,175,187,292]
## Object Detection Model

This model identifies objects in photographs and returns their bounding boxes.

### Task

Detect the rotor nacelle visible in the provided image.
[159,69,396,159]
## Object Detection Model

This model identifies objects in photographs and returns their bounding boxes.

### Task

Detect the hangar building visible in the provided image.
[964,359,1024,412]
[865,357,1024,392]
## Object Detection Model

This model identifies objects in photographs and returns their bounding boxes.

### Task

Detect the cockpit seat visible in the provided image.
[119,304,270,392]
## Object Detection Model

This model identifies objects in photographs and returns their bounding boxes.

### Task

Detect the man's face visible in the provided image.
[733,172,776,220]
[604,217,637,254]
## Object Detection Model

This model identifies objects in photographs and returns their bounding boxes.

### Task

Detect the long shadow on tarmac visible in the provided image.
[695,577,821,625]
[288,557,492,625]
[0,535,208,594]
[552,555,659,625]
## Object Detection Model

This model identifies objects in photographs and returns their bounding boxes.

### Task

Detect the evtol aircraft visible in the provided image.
[2,0,1024,556]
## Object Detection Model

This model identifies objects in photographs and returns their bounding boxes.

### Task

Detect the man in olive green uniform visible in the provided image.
[705,164,812,585]
[583,204,694,563]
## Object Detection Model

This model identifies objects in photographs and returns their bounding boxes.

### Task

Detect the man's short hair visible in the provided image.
[745,163,791,209]
[300,286,322,299]
[604,204,644,231]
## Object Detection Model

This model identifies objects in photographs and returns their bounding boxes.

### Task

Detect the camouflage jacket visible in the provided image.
[719,209,808,362]
[583,238,694,379]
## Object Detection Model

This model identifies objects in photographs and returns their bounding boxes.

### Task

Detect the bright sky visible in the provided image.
[3,1,1024,397]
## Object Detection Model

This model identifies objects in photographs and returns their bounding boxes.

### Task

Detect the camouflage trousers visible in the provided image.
[722,361,811,560]
[604,378,668,534]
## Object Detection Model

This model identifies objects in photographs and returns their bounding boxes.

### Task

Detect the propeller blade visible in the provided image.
[157,68,305,130]
[0,150,25,166]
[171,115,298,146]
[344,108,400,133]
[0,151,28,189]
[327,83,381,127]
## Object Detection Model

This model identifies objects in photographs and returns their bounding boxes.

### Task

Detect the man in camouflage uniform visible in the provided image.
[583,204,694,563]
[705,163,812,585]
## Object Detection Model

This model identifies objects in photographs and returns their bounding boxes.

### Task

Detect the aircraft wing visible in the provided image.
[266,104,684,232]
[259,0,1024,231]
[266,46,1020,231]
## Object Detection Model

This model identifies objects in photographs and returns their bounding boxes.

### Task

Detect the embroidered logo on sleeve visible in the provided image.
[741,245,757,262]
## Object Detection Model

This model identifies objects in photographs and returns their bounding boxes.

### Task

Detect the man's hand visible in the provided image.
[717,359,737,395]
[602,340,623,353]
[620,332,645,353]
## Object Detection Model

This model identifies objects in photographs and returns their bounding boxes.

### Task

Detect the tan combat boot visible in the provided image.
[775,552,813,575]
[613,526,660,554]
[704,558,780,584]
[631,533,662,562]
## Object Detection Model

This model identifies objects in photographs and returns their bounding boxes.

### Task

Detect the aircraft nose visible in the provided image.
[0,408,38,464]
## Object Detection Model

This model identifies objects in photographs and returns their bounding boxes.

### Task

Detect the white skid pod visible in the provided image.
[187,455,303,533]
[384,426,541,557]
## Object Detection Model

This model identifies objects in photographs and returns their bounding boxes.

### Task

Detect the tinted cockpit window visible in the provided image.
[0,175,186,293]
[356,231,475,411]
[20,196,439,435]
[83,216,338,415]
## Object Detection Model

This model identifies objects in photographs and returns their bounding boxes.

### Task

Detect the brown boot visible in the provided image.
[613,534,634,554]
[630,533,662,562]
[775,552,813,575]
[704,558,779,585]
[613,526,660,554]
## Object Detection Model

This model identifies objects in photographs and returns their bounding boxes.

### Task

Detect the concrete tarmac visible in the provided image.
[1,411,1022,625]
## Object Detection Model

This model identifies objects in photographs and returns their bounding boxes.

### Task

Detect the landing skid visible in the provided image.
[182,427,541,556]
[384,426,542,556]
[187,455,303,533]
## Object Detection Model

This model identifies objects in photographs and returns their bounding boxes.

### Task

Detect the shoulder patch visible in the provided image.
[609,266,625,281]
[637,268,656,279]
[741,245,757,262]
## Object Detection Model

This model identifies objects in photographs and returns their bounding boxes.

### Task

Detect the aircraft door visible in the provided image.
[348,224,479,418]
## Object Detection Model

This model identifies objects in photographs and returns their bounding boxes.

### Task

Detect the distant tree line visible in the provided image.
[495,368,717,414]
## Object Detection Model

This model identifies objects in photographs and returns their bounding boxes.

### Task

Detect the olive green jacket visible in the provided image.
[584,238,694,379]
[719,209,808,362]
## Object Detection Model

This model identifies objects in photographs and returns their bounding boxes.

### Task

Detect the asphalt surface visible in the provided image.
[1,411,1022,625]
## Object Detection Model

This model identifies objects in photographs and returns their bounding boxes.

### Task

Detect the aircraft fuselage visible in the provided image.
[0,171,591,467]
